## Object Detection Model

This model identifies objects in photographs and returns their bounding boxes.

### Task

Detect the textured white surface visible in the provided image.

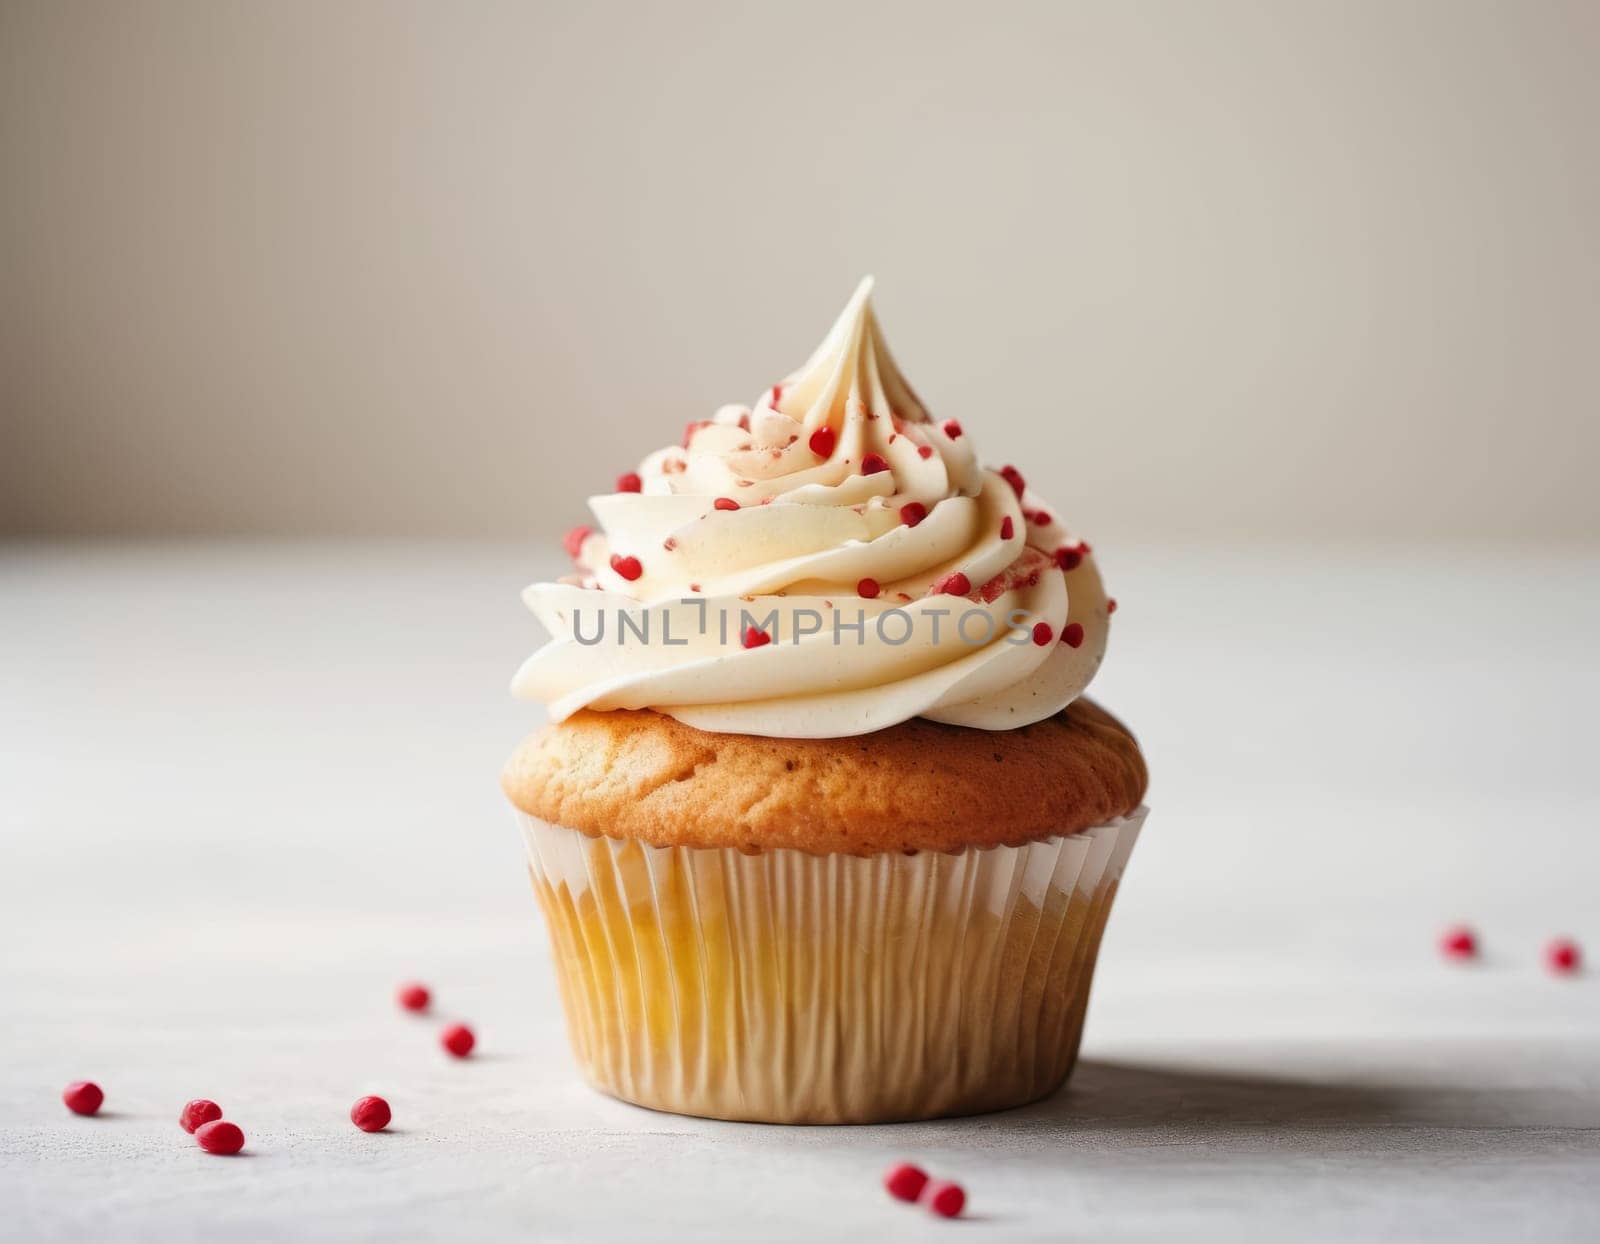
[3,541,1598,1242]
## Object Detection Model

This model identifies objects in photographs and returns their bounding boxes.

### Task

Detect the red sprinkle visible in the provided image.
[1546,938,1581,974]
[615,471,642,493]
[926,1181,966,1218]
[1030,510,1053,526]
[738,411,751,432]
[999,516,1014,540]
[1032,622,1053,646]
[1061,622,1085,648]
[441,1024,476,1058]
[609,554,643,582]
[941,419,963,439]
[396,982,430,1012]
[351,1095,392,1133]
[900,501,928,527]
[742,626,772,649]
[62,1081,103,1116]
[179,1099,222,1134]
[861,453,890,475]
[195,1120,245,1155]
[1053,546,1083,572]
[883,1162,928,1203]
[1107,597,1118,614]
[932,572,971,596]
[999,465,1026,498]
[917,444,933,459]
[1439,926,1477,960]
[769,384,784,407]
[713,497,740,511]
[857,578,880,599]
[562,525,592,559]
[808,426,836,457]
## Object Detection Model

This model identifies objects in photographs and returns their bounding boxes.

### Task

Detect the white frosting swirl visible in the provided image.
[513,278,1113,738]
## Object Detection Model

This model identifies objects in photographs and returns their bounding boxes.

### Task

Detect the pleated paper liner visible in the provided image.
[518,810,1145,1124]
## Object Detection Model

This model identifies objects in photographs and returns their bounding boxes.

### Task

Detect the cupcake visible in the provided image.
[504,279,1147,1124]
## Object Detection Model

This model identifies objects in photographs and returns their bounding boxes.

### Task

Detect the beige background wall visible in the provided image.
[3,0,1597,543]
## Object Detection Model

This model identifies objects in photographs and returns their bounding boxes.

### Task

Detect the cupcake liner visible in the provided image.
[516,809,1145,1124]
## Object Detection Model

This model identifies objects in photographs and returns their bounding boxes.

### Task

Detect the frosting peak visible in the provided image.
[513,281,1112,738]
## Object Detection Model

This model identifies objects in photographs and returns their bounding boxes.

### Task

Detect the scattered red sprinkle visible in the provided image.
[351,1095,392,1133]
[738,411,751,432]
[662,536,678,552]
[931,572,971,596]
[1032,622,1053,646]
[615,472,642,493]
[688,583,701,592]
[609,554,643,582]
[396,982,430,1012]
[769,384,784,407]
[562,525,592,559]
[1053,546,1083,572]
[179,1099,222,1134]
[1439,926,1477,960]
[1080,541,1093,553]
[900,501,928,527]
[1107,597,1118,614]
[999,465,1026,498]
[926,1181,966,1218]
[808,426,836,457]
[713,497,740,511]
[1030,510,1053,526]
[195,1120,245,1155]
[1546,938,1581,974]
[917,444,933,459]
[942,419,963,439]
[441,1024,476,1059]
[1061,622,1085,648]
[62,1081,103,1116]
[883,1162,928,1203]
[999,516,1014,540]
[857,578,880,599]
[861,453,890,475]
[742,626,772,649]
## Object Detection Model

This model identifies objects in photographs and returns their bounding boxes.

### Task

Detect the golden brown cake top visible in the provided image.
[502,699,1147,857]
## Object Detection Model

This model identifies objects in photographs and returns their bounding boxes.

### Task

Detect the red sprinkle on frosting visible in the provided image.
[999,516,1014,540]
[609,554,643,581]
[180,1099,222,1133]
[857,578,880,599]
[563,525,592,559]
[1107,597,1118,614]
[808,426,836,457]
[926,1181,966,1219]
[1054,546,1083,572]
[883,1163,928,1203]
[62,1081,103,1116]
[861,453,890,475]
[1000,465,1026,498]
[1546,938,1581,974]
[742,626,772,649]
[942,419,963,439]
[917,444,933,459]
[900,501,928,527]
[1061,621,1085,648]
[1440,926,1477,960]
[1032,622,1053,646]
[713,497,739,511]
[769,384,783,407]
[615,472,642,493]
[1030,510,1053,526]
[931,572,971,596]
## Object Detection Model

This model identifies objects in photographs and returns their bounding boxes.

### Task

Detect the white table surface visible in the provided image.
[3,540,1598,1242]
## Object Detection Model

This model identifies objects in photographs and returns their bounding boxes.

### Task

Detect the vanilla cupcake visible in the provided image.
[505,279,1147,1123]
